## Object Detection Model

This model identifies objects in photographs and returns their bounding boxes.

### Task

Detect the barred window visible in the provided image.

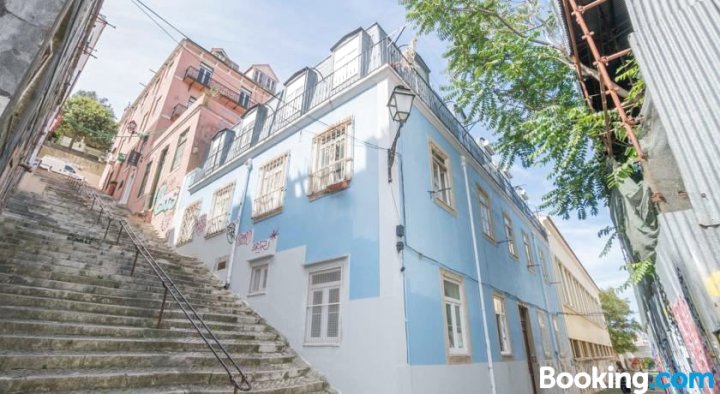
[305,267,342,344]
[206,183,234,237]
[310,120,353,195]
[176,200,201,246]
[249,263,269,295]
[253,153,289,219]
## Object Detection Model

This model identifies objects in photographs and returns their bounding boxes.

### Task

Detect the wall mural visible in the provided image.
[670,298,718,393]
[153,184,179,215]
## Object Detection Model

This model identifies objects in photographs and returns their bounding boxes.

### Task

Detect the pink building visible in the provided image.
[100,39,277,238]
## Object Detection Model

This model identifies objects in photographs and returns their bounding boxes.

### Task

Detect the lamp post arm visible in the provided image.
[387,122,404,183]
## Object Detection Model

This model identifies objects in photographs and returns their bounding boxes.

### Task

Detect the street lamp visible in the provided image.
[387,85,415,182]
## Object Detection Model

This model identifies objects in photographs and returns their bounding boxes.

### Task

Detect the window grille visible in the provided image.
[253,154,289,219]
[310,121,353,194]
[206,183,234,236]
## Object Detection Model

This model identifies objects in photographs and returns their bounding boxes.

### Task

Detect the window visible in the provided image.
[442,274,468,355]
[176,200,201,246]
[170,129,189,171]
[333,36,360,88]
[198,62,213,85]
[305,267,342,344]
[136,162,153,197]
[553,316,566,357]
[152,96,163,116]
[522,232,534,271]
[206,183,235,237]
[538,311,552,358]
[239,88,252,108]
[206,131,230,171]
[430,143,453,209]
[539,251,550,282]
[310,120,353,195]
[493,296,511,355]
[188,96,197,106]
[248,262,269,295]
[477,187,494,239]
[229,123,253,157]
[503,214,517,257]
[253,153,289,219]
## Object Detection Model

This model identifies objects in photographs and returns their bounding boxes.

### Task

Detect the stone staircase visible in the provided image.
[0,171,331,393]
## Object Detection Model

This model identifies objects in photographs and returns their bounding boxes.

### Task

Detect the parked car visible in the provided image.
[38,156,86,181]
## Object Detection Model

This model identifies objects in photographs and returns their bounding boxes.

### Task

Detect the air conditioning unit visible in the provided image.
[477,137,495,155]
[515,186,529,201]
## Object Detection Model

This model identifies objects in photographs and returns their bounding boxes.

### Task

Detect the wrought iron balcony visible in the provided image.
[183,66,250,110]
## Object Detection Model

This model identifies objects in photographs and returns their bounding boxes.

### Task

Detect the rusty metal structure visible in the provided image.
[559,0,643,158]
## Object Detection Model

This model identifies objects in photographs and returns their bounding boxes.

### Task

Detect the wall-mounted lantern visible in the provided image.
[387,85,415,182]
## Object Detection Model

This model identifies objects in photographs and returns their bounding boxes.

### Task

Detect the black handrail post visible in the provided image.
[115,224,123,245]
[157,285,168,329]
[130,247,139,276]
[95,206,104,225]
[103,218,113,242]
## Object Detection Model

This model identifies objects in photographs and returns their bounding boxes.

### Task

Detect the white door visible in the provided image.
[119,171,136,205]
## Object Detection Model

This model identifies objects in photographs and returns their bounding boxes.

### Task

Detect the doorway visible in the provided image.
[147,147,168,210]
[119,170,135,206]
[518,305,538,394]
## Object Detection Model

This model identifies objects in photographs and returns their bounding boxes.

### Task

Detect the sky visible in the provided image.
[74,0,637,316]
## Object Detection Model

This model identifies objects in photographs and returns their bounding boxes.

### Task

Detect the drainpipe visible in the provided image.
[224,158,253,289]
[461,156,497,394]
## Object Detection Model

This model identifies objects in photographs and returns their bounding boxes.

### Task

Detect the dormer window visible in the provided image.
[206,130,233,171]
[333,35,360,88]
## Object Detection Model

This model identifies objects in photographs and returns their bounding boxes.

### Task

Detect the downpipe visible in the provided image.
[461,156,497,394]
[224,158,252,289]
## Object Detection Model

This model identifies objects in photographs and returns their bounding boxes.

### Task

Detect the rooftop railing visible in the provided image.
[190,37,543,233]
[184,66,249,109]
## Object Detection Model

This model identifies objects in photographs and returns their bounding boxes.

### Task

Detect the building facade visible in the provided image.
[168,24,569,394]
[100,39,277,238]
[540,216,615,382]
[0,0,106,210]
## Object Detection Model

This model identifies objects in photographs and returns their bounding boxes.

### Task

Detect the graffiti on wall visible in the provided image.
[251,229,279,254]
[670,298,718,393]
[237,229,253,245]
[153,184,179,215]
[194,214,207,235]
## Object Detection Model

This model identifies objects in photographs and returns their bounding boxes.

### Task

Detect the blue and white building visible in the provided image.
[170,24,570,394]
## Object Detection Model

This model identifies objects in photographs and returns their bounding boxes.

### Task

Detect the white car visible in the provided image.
[39,156,86,181]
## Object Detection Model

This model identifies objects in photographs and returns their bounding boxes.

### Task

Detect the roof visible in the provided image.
[329,27,364,51]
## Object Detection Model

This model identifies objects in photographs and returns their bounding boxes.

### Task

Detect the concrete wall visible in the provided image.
[38,143,105,186]
[0,0,104,210]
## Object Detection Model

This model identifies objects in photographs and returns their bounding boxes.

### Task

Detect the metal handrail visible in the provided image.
[69,178,252,392]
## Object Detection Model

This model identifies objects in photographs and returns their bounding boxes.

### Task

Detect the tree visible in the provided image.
[53,91,117,151]
[599,288,642,354]
[403,0,643,220]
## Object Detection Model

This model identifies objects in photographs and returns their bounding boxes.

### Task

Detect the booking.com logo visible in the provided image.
[540,365,715,394]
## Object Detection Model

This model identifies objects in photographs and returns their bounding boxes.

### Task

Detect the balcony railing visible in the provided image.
[184,66,250,110]
[252,188,284,219]
[190,38,543,233]
[309,158,353,195]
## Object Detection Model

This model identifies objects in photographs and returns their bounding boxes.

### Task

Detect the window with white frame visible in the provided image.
[206,132,227,171]
[430,143,453,209]
[248,262,269,295]
[176,200,201,246]
[239,88,252,108]
[305,267,342,344]
[230,123,253,157]
[442,274,468,355]
[493,295,512,355]
[206,183,234,237]
[552,316,565,357]
[477,186,494,239]
[522,232,535,271]
[503,214,518,257]
[310,120,353,195]
[253,153,289,219]
[538,310,552,358]
[333,36,360,88]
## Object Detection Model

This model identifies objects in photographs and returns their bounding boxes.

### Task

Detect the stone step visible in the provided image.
[0,350,297,371]
[0,292,257,325]
[0,335,284,354]
[0,273,241,308]
[0,305,263,333]
[0,319,278,342]
[0,366,320,393]
[0,282,248,315]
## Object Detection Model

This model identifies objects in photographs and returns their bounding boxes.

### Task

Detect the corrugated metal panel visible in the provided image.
[656,210,720,334]
[627,0,720,226]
